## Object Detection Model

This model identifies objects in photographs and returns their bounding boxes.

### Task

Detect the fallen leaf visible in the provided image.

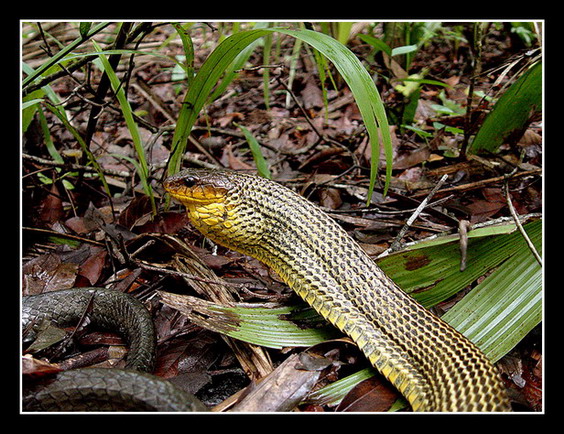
[319,188,343,210]
[118,195,154,230]
[22,253,78,295]
[301,76,324,109]
[77,246,107,286]
[336,375,400,412]
[39,182,64,227]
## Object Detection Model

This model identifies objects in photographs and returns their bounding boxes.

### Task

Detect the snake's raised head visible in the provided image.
[164,168,235,206]
[164,168,263,253]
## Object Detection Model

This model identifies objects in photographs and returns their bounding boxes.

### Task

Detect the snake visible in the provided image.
[22,288,207,411]
[163,168,511,412]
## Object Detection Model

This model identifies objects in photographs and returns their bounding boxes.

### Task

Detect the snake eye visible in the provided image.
[182,177,197,188]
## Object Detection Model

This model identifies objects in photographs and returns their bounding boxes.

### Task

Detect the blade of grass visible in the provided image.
[284,37,303,108]
[262,29,273,110]
[166,28,274,177]
[43,100,112,199]
[92,40,155,214]
[23,60,111,194]
[266,28,393,201]
[171,23,195,86]
[468,61,542,155]
[235,123,272,179]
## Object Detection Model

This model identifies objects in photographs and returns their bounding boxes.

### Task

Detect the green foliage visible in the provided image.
[510,22,539,47]
[22,22,111,89]
[235,123,272,179]
[468,61,542,155]
[92,41,156,214]
[166,27,393,201]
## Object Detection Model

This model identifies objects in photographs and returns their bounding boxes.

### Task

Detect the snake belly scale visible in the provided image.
[164,168,511,412]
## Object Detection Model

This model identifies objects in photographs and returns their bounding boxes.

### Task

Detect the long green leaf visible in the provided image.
[171,23,195,86]
[92,41,155,213]
[167,29,271,176]
[158,292,339,349]
[377,220,541,308]
[166,27,393,201]
[468,61,542,155]
[275,28,393,201]
[442,220,542,362]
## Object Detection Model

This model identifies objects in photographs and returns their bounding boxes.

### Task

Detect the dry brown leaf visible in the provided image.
[301,76,324,109]
[22,253,79,295]
[229,353,327,412]
[336,375,400,412]
[39,182,64,227]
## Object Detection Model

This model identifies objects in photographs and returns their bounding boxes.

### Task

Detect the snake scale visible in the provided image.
[22,288,206,411]
[164,168,511,412]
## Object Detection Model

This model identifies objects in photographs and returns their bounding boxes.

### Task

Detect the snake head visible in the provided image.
[164,168,264,253]
[163,168,234,205]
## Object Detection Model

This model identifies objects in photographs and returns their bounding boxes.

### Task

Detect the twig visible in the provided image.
[503,181,542,266]
[137,262,267,292]
[410,169,541,199]
[23,153,131,178]
[385,174,449,254]
[275,75,324,147]
[458,219,472,271]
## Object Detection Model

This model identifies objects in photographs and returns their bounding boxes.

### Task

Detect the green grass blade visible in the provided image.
[468,61,542,155]
[92,41,155,213]
[43,101,112,199]
[306,367,375,406]
[235,123,272,179]
[167,28,273,176]
[262,30,273,109]
[275,28,392,200]
[171,23,195,86]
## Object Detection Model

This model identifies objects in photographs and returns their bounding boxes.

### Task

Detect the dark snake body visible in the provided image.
[22,288,206,412]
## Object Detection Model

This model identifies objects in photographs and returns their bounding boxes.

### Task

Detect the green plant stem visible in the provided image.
[462,22,485,156]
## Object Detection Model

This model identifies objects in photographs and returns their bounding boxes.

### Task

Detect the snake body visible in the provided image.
[164,168,511,412]
[22,288,206,412]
